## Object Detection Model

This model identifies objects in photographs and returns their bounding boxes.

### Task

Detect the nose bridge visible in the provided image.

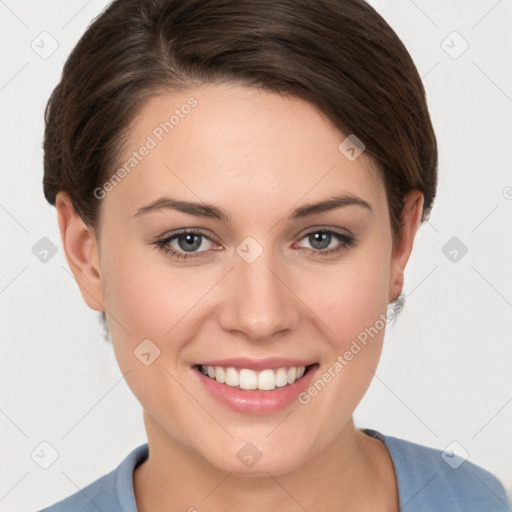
[219,238,300,340]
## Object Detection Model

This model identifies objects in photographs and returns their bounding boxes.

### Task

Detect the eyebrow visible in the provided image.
[133,193,372,222]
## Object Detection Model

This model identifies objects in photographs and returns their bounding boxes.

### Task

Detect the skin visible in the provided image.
[56,81,423,511]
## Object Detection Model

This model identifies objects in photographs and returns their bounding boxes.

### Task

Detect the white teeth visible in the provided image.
[225,367,239,386]
[199,365,308,390]
[287,366,297,384]
[258,369,276,390]
[239,369,257,390]
[214,366,226,384]
[275,368,288,387]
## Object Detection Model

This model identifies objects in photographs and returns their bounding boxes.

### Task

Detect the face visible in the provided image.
[60,81,421,476]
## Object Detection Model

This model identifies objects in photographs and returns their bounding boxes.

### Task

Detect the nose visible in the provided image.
[218,246,301,342]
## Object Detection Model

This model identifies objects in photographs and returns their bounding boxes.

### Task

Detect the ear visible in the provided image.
[56,192,105,312]
[388,190,424,303]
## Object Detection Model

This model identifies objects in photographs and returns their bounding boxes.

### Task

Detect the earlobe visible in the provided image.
[56,192,105,312]
[388,190,424,303]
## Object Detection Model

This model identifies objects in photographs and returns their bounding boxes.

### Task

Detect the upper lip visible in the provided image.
[195,357,317,371]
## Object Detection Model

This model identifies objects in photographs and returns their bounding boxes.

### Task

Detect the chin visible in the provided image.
[203,439,310,477]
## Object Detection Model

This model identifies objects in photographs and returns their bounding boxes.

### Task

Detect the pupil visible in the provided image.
[311,232,330,250]
[179,234,201,252]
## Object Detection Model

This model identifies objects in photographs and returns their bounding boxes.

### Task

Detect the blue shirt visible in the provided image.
[38,429,510,511]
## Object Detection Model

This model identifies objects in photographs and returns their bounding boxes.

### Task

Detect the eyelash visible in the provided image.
[152,228,356,261]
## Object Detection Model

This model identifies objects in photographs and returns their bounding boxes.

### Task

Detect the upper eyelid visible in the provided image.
[160,223,354,237]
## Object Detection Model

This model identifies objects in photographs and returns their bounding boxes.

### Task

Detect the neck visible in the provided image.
[134,411,398,512]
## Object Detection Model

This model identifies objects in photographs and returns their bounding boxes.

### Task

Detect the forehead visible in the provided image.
[105,82,386,221]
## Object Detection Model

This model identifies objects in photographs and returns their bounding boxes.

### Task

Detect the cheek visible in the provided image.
[297,245,391,402]
[100,249,200,408]
[304,251,390,346]
[100,242,223,372]
[295,265,390,438]
[100,238,189,335]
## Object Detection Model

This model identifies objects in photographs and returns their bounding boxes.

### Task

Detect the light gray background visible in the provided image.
[1,0,511,510]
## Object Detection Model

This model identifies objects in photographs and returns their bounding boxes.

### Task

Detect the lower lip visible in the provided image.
[194,364,319,415]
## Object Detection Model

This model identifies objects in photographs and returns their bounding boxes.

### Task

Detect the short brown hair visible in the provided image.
[43,0,437,333]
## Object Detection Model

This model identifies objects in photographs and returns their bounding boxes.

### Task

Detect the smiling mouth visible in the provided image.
[196,364,317,391]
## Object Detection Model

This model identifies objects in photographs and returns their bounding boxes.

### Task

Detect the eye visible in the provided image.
[152,227,357,261]
[293,229,356,257]
[152,229,218,261]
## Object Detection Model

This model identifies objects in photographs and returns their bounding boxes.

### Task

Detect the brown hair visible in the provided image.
[43,0,437,335]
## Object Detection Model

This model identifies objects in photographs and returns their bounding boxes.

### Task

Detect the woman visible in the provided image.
[38,0,509,510]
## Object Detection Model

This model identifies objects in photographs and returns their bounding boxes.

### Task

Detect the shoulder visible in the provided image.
[36,444,148,512]
[364,429,510,512]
